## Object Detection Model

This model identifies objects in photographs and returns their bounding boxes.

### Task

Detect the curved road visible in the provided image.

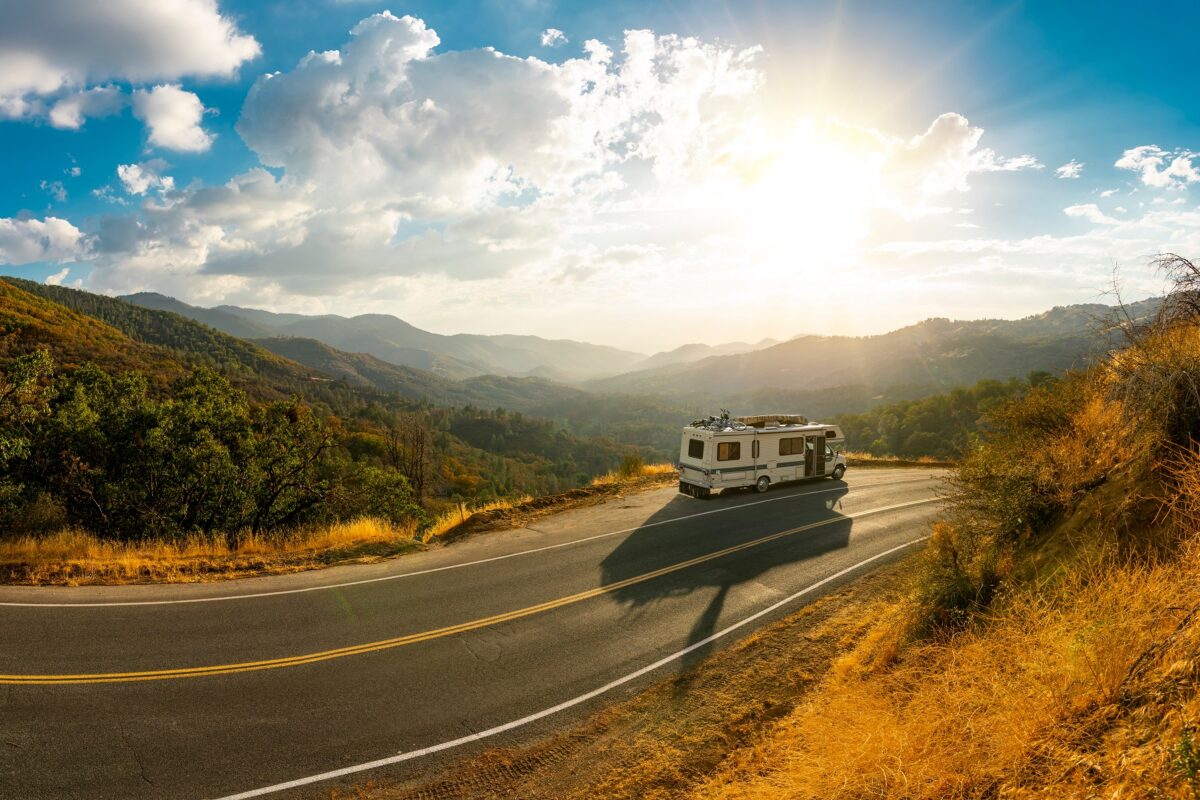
[0,468,943,799]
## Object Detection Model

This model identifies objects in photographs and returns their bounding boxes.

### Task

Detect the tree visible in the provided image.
[385,413,430,501]
[245,399,341,535]
[0,349,55,513]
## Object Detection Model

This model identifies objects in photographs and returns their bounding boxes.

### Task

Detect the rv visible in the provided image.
[677,413,846,498]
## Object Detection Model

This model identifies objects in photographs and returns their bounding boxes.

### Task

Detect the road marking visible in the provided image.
[0,474,939,608]
[211,533,933,800]
[0,498,939,685]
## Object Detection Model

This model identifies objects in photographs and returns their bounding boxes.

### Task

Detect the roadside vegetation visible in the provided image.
[832,372,1054,461]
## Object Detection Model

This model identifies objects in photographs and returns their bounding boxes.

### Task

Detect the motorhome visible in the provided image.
[677,413,846,498]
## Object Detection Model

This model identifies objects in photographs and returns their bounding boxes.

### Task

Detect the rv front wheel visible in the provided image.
[755,476,770,493]
[831,465,845,480]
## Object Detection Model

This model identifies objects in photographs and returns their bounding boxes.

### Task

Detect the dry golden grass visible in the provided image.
[422,496,534,541]
[589,461,678,486]
[0,517,421,585]
[687,552,1194,800]
[844,451,955,467]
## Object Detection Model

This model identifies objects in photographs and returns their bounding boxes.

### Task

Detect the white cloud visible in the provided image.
[1116,145,1200,188]
[1064,203,1119,225]
[48,85,125,128]
[237,13,763,210]
[45,267,71,286]
[117,160,175,195]
[132,84,213,151]
[0,217,84,265]
[40,180,67,202]
[540,28,568,47]
[0,0,257,120]
[879,113,1041,213]
[1100,188,1118,197]
[1055,159,1083,179]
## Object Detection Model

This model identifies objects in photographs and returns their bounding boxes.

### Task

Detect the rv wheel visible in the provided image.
[755,476,770,493]
[831,465,845,480]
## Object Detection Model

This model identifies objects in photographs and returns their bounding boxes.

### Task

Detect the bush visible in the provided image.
[618,453,646,478]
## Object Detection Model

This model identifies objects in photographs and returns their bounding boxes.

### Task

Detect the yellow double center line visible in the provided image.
[1,498,937,685]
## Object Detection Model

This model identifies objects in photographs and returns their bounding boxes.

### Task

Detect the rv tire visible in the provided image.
[831,465,845,480]
[755,476,770,493]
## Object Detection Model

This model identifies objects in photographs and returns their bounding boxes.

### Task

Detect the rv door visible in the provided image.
[805,436,826,477]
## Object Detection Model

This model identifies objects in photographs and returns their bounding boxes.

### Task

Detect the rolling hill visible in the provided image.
[586,302,1155,402]
[121,293,647,381]
[631,338,781,371]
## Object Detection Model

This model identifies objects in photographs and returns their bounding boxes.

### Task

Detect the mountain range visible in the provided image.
[3,277,1157,452]
[120,292,782,382]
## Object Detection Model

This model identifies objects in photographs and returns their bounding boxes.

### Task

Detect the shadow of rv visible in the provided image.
[598,480,852,682]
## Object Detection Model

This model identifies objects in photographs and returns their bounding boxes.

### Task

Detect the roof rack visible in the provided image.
[735,414,809,428]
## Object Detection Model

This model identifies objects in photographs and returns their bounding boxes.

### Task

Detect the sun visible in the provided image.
[737,121,884,270]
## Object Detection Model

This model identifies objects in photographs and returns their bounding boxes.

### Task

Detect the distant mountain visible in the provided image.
[122,295,646,382]
[254,335,589,413]
[587,301,1157,401]
[632,338,780,371]
[121,292,274,340]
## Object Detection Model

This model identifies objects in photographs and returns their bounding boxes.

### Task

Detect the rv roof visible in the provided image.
[685,422,838,435]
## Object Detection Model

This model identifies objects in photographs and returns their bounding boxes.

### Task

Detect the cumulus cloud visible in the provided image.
[237,13,762,210]
[540,28,568,47]
[132,85,213,151]
[1116,145,1200,188]
[45,267,71,286]
[48,85,125,129]
[1064,203,1119,225]
[880,113,1040,210]
[1055,159,1083,179]
[117,160,175,195]
[0,0,258,119]
[0,217,84,265]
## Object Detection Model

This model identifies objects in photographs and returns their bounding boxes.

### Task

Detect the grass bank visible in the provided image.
[0,463,678,586]
[844,450,956,468]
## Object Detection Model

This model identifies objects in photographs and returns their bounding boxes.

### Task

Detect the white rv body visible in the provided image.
[677,414,846,497]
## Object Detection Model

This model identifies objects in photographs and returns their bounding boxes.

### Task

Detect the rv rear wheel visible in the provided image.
[755,476,770,493]
[831,465,845,480]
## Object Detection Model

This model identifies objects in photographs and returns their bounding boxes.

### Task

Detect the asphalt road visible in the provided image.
[0,468,944,799]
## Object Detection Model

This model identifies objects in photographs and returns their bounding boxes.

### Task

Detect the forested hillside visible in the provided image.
[0,280,653,543]
[833,373,1056,459]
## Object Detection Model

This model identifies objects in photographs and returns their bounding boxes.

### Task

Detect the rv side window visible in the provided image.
[717,442,741,461]
[688,439,704,459]
[779,437,803,456]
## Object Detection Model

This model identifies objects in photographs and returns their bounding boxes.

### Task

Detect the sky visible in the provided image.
[2,0,1199,352]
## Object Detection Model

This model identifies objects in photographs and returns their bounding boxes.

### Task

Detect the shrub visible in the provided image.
[618,453,646,478]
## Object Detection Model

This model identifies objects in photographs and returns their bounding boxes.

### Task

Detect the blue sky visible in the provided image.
[2,0,1199,349]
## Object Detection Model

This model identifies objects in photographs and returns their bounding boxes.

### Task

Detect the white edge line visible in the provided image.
[209,531,933,800]
[3,475,938,608]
